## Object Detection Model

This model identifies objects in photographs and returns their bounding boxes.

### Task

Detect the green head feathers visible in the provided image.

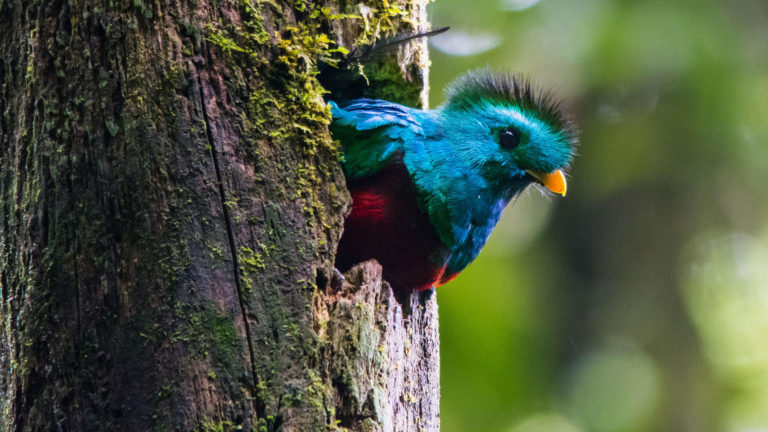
[437,68,578,182]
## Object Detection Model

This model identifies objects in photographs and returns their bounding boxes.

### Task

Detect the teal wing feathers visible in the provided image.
[330,99,424,179]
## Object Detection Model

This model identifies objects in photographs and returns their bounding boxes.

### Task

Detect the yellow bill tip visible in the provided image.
[526,169,567,197]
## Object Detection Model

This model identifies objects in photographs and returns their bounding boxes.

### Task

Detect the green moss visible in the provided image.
[105,118,120,137]
[238,245,268,294]
[361,61,423,107]
[205,0,270,63]
[198,418,242,432]
[240,246,265,272]
[255,417,270,432]
[132,0,154,19]
[173,303,242,373]
[352,1,412,47]
[209,243,224,260]
[305,369,332,417]
[208,30,249,54]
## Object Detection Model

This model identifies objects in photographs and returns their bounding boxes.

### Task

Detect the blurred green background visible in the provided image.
[427,0,768,431]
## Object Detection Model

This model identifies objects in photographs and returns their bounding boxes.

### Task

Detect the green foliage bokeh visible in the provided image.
[429,1,768,431]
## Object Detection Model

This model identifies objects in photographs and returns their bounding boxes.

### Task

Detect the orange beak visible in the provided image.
[526,169,567,197]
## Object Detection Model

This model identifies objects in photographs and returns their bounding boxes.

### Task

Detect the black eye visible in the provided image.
[499,128,521,150]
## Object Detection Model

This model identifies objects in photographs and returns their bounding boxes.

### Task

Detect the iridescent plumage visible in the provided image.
[332,69,578,291]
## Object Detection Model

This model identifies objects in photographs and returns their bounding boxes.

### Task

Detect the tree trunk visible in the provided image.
[0,0,438,431]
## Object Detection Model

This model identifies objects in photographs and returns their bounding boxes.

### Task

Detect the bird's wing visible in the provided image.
[330,99,425,179]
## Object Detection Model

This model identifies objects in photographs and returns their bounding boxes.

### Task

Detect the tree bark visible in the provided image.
[0,0,437,431]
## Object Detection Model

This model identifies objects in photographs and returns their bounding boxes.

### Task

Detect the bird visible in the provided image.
[327,48,578,293]
[330,69,578,292]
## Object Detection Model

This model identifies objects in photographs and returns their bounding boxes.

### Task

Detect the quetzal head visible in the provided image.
[439,69,578,196]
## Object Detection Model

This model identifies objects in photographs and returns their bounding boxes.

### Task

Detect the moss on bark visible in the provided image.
[0,0,437,430]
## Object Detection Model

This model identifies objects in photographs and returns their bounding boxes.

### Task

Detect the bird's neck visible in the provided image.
[439,178,529,275]
[403,107,535,275]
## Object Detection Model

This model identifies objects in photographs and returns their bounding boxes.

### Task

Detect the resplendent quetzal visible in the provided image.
[328,38,578,292]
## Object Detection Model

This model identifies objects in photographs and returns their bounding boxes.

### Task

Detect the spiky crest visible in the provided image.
[444,68,579,146]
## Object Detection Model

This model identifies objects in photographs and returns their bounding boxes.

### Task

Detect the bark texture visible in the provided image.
[316,262,439,432]
[0,0,437,431]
